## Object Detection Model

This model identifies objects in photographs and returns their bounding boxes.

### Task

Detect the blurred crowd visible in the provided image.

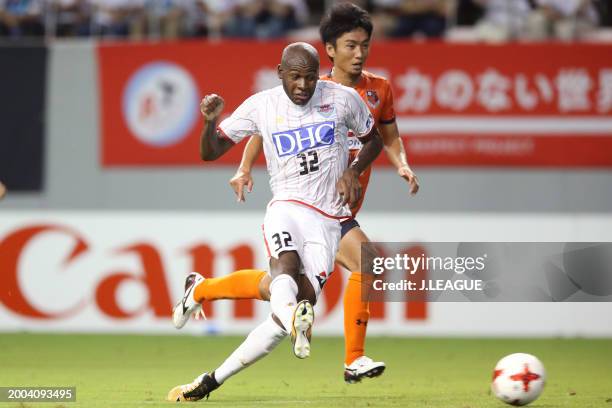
[0,0,610,41]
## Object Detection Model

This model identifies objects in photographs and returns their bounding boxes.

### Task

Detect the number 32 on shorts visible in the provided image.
[271,231,293,252]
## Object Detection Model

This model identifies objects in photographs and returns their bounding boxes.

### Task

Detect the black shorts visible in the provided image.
[340,218,360,239]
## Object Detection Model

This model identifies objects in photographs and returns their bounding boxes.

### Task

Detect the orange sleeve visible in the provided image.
[379,80,396,125]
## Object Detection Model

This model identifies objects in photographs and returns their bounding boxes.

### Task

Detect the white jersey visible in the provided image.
[218,81,374,218]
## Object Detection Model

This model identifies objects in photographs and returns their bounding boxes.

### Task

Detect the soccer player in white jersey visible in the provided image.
[167,42,383,402]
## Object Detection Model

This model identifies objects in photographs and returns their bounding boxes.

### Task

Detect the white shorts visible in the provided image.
[263,201,341,298]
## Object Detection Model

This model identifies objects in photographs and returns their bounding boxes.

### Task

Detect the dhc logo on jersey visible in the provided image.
[272,121,335,157]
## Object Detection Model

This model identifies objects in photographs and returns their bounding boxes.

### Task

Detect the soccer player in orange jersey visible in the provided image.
[190,3,419,384]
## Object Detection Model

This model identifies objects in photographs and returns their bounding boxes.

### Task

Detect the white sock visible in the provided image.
[214,314,287,384]
[269,274,298,333]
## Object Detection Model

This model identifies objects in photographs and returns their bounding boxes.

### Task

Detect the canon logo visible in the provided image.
[0,223,426,324]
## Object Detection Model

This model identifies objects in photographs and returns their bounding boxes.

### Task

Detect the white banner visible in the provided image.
[1,211,611,336]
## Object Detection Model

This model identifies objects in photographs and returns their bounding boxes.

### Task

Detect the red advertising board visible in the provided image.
[98,41,612,167]
[0,212,428,334]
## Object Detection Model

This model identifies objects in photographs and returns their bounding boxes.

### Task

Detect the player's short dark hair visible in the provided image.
[319,2,373,47]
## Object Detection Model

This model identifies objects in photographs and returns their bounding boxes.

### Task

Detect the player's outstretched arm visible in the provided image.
[0,181,6,200]
[199,94,234,161]
[337,128,383,207]
[379,122,420,195]
[229,135,263,202]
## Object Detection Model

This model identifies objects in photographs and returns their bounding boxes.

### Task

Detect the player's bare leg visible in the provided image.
[259,273,272,300]
[335,225,386,383]
[269,253,316,359]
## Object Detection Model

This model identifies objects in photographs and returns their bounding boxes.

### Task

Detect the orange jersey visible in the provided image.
[320,70,396,216]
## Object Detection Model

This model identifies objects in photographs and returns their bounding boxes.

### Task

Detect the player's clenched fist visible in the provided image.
[200,94,225,121]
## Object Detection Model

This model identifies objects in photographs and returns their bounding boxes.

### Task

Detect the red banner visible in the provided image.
[98,41,612,167]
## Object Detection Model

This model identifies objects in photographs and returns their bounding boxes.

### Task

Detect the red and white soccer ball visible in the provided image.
[491,353,546,406]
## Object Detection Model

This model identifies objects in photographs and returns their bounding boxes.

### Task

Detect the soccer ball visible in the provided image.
[491,353,546,406]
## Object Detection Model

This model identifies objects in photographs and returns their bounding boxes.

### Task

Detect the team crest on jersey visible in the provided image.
[366,90,380,108]
[316,104,335,117]
[272,121,335,157]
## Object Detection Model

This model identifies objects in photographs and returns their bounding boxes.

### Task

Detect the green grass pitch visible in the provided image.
[0,334,611,407]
